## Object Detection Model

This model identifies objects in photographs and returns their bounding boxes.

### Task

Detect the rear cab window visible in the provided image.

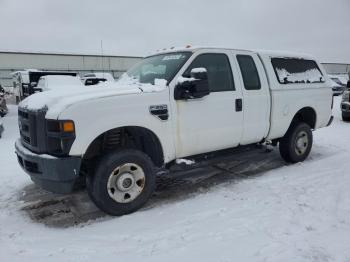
[271,58,325,84]
[237,55,261,90]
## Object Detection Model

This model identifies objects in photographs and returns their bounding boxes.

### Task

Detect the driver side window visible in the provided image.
[183,53,235,92]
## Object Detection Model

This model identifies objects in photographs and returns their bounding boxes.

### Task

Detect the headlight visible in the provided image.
[46,120,76,156]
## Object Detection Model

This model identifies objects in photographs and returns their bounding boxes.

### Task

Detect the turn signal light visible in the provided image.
[61,121,75,132]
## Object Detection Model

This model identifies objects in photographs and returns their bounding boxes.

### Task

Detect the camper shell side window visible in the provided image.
[271,58,325,85]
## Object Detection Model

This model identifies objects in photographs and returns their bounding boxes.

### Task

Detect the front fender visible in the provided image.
[57,91,175,163]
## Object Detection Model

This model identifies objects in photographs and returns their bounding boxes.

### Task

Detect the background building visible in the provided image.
[0,50,349,88]
[0,51,142,87]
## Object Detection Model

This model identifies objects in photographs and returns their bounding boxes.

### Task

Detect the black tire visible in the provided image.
[342,114,350,122]
[86,149,156,216]
[279,122,313,163]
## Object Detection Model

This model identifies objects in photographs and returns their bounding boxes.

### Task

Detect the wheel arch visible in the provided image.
[288,107,317,131]
[294,107,317,128]
[82,126,165,168]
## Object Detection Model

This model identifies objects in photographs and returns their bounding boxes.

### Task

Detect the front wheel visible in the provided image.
[86,149,156,216]
[279,122,313,163]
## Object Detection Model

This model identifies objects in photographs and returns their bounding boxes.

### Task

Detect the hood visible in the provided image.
[19,80,167,118]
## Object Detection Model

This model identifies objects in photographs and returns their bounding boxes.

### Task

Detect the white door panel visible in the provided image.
[172,51,244,158]
[233,52,271,145]
[175,91,243,157]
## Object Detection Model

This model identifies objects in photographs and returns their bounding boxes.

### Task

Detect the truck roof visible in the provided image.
[150,46,315,60]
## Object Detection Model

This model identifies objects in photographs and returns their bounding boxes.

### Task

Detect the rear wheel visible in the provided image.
[86,149,156,216]
[279,122,313,163]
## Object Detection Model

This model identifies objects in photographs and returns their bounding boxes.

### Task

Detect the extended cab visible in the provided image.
[15,47,333,215]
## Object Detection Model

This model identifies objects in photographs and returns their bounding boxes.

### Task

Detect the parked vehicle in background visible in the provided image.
[12,70,78,101]
[330,78,346,96]
[81,72,115,86]
[329,74,349,86]
[37,75,84,92]
[15,47,333,216]
[0,86,8,117]
[0,120,3,138]
[341,81,350,121]
[328,74,349,96]
[0,83,7,138]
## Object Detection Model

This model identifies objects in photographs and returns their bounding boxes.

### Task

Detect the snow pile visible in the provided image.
[19,84,140,111]
[176,76,197,84]
[1,98,350,261]
[140,79,167,92]
[2,86,14,94]
[19,77,167,114]
[176,68,207,85]
[116,74,167,92]
[276,68,324,84]
[40,76,83,92]
[175,158,196,165]
[191,67,207,74]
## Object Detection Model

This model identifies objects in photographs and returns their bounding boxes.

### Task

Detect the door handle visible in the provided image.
[235,98,243,112]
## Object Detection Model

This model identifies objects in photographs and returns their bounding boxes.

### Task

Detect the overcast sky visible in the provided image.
[0,0,349,63]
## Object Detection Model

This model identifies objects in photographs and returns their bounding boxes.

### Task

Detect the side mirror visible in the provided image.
[347,80,350,88]
[174,68,210,100]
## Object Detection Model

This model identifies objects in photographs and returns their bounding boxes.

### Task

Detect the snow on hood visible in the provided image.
[19,79,167,117]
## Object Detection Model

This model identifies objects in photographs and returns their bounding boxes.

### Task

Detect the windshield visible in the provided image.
[122,52,192,85]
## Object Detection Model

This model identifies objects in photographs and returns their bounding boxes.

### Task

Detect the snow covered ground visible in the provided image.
[1,97,350,262]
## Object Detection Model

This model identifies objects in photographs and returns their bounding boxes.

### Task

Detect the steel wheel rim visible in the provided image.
[107,163,146,203]
[295,131,309,156]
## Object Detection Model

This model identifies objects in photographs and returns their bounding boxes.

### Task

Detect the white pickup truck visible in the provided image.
[15,47,333,216]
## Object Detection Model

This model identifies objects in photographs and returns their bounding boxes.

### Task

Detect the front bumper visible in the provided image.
[15,139,82,194]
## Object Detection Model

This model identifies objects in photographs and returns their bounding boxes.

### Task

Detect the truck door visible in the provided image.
[233,51,271,144]
[173,51,244,158]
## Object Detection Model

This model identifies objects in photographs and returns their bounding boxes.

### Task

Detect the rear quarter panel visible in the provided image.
[259,53,332,140]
